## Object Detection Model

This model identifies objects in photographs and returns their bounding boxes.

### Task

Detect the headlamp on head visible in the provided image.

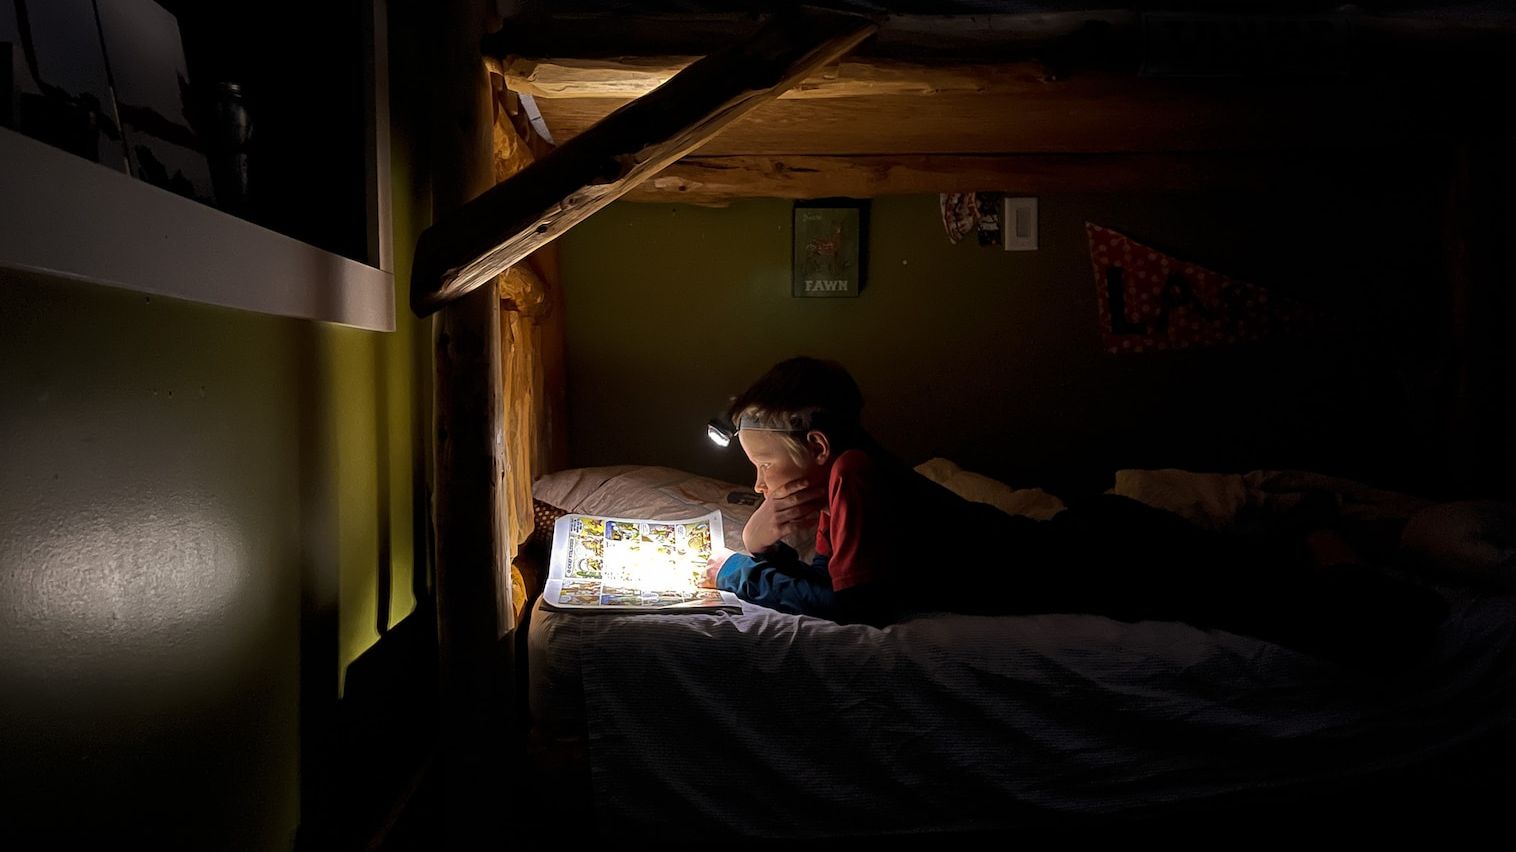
[706,408,823,448]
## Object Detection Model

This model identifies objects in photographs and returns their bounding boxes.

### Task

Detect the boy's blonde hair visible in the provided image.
[730,406,817,465]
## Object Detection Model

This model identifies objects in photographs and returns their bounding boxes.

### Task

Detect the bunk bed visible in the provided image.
[410,1,1516,839]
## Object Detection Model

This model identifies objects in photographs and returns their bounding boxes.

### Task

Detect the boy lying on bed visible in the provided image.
[700,356,1448,671]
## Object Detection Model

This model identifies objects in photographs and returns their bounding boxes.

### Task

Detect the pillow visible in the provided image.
[1110,468,1433,539]
[914,458,1066,520]
[1108,468,1249,531]
[531,465,778,556]
[532,465,656,517]
[1400,500,1516,591]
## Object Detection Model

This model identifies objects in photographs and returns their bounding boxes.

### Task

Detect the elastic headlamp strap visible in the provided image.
[736,407,825,435]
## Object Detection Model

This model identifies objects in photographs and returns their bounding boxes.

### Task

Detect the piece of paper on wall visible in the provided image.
[940,192,978,244]
[1087,222,1319,354]
[940,192,1007,247]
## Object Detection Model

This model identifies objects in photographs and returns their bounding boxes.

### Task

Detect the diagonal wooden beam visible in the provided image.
[410,6,877,316]
[500,55,1057,100]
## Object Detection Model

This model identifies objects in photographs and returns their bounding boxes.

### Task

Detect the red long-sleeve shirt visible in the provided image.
[816,448,978,592]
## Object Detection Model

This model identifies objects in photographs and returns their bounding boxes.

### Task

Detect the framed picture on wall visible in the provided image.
[792,199,866,298]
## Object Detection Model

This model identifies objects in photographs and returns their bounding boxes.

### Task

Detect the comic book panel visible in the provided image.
[682,521,712,554]
[572,517,606,539]
[556,580,602,606]
[608,520,641,541]
[646,524,677,548]
[600,587,703,607]
[567,556,603,580]
[599,585,648,607]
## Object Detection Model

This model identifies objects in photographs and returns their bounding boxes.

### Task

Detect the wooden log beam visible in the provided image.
[409,6,877,316]
[502,55,1056,100]
[530,77,1460,157]
[617,153,1372,203]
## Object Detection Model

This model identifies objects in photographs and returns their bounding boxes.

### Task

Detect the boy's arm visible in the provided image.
[714,544,899,626]
[715,542,836,617]
[818,452,920,627]
[824,453,899,597]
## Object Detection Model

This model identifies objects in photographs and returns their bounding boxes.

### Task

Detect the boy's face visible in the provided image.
[738,430,821,496]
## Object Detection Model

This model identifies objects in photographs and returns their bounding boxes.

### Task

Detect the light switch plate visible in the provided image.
[1003,197,1038,251]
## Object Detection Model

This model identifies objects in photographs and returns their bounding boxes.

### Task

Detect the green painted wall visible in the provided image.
[332,129,430,690]
[0,276,280,847]
[328,317,426,693]
[0,278,427,848]
[0,125,430,852]
[560,189,1448,497]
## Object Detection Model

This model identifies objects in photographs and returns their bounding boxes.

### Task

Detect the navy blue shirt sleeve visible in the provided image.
[715,542,836,618]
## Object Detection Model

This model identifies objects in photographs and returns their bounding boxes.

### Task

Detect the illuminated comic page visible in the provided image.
[546,510,736,612]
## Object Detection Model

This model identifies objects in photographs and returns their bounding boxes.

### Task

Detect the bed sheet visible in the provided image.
[529,589,1516,837]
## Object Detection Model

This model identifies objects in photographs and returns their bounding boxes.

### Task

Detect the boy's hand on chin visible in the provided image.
[743,477,825,553]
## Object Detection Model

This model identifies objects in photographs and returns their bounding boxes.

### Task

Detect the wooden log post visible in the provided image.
[431,0,511,844]
[410,6,877,316]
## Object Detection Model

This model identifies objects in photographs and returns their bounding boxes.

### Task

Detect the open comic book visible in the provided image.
[543,510,742,613]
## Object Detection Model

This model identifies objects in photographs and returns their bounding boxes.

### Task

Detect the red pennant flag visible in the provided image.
[1087,223,1319,354]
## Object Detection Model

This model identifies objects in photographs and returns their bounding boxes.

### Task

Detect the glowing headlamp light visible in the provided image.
[706,419,734,448]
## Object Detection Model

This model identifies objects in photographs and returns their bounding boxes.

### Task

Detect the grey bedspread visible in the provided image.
[529,589,1516,837]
